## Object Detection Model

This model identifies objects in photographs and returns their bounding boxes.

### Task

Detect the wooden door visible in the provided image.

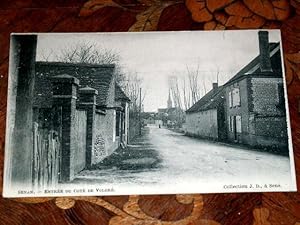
[233,116,237,141]
[32,108,62,188]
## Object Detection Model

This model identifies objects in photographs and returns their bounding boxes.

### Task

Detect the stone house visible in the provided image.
[185,31,288,152]
[224,31,287,150]
[34,62,130,181]
[185,83,227,140]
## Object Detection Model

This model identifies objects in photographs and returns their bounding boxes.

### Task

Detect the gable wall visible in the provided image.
[249,77,288,151]
[249,77,285,115]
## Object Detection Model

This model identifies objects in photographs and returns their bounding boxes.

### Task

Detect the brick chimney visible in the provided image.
[258,31,272,72]
[212,82,218,90]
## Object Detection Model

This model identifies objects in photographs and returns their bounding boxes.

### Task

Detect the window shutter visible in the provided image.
[229,91,232,107]
[236,116,242,133]
[236,88,240,106]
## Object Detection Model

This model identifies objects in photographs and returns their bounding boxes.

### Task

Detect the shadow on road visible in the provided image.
[91,127,163,172]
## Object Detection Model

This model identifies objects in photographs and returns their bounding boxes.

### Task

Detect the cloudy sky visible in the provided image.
[36,30,282,112]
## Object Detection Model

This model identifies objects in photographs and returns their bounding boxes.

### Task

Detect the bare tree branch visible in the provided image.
[49,41,120,65]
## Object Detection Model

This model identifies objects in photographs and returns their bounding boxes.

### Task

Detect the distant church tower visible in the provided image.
[167,90,172,109]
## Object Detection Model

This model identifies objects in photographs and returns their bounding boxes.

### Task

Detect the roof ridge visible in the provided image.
[223,42,280,86]
[34,62,116,107]
[186,85,224,113]
[115,83,130,102]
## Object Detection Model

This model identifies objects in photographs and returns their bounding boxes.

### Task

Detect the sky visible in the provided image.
[36,30,282,112]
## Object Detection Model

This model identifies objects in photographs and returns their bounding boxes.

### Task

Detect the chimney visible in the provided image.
[212,82,218,90]
[258,31,272,72]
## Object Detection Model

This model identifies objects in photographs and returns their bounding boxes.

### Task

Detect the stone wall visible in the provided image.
[255,116,287,138]
[51,75,79,181]
[94,113,107,163]
[32,63,126,180]
[225,76,288,151]
[50,74,120,179]
[185,109,218,139]
[250,77,284,115]
[73,110,87,174]
[246,115,288,151]
[250,77,288,151]
[94,110,118,164]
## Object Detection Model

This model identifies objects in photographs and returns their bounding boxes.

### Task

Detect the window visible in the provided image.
[229,87,240,107]
[232,88,240,106]
[229,115,242,133]
[236,116,242,133]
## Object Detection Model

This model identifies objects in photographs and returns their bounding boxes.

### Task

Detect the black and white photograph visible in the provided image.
[3,30,297,197]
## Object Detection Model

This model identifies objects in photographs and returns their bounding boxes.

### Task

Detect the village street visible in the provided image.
[74,125,292,188]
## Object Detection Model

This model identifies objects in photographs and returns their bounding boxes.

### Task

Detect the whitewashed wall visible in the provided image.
[185,109,218,139]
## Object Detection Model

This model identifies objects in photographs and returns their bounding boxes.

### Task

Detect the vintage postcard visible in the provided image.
[3,30,297,197]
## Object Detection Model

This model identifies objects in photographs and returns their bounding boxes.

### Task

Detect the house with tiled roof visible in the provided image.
[224,31,287,152]
[185,83,227,140]
[185,31,288,153]
[34,61,131,181]
[34,62,116,108]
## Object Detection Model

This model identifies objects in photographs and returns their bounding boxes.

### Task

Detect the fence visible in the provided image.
[32,107,62,188]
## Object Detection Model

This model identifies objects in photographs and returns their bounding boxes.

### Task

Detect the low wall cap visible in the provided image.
[79,86,98,95]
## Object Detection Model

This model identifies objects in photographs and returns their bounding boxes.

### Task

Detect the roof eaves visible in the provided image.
[186,86,224,113]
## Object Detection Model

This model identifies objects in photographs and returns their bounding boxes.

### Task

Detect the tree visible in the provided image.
[181,75,190,111]
[120,71,147,138]
[122,71,146,111]
[40,41,146,139]
[167,75,186,128]
[40,41,129,87]
[168,75,182,109]
[169,62,219,111]
[41,41,147,107]
[186,64,202,105]
[42,41,121,65]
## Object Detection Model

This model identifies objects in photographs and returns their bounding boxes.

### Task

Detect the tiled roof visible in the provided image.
[186,42,281,114]
[34,62,115,108]
[166,107,178,113]
[158,108,168,113]
[186,86,225,113]
[225,42,281,85]
[157,107,178,114]
[115,84,130,102]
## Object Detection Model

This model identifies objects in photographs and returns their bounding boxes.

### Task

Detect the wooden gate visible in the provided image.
[32,107,62,189]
